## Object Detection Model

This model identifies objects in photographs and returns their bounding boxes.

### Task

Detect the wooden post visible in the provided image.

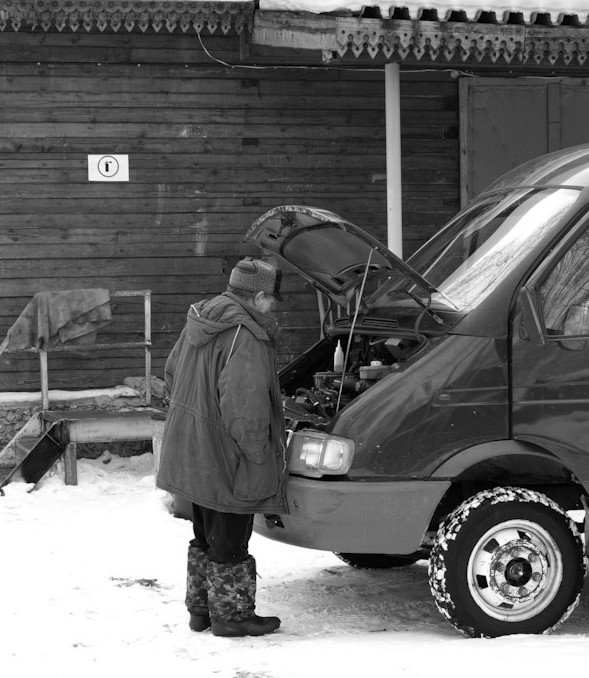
[64,442,77,485]
[39,349,49,411]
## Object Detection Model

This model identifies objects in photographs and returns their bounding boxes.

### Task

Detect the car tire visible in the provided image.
[428,486,585,638]
[334,553,420,569]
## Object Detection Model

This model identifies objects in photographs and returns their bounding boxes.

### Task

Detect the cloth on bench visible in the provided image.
[2,289,112,352]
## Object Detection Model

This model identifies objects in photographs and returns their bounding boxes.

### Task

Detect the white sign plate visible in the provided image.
[88,154,129,182]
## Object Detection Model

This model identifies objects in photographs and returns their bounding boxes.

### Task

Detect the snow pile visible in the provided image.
[2,452,589,678]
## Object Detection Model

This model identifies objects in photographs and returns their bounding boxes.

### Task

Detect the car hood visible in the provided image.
[244,205,440,309]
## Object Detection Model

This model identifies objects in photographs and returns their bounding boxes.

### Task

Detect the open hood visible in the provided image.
[244,205,440,309]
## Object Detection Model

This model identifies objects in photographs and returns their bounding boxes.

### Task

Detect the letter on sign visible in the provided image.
[88,155,129,182]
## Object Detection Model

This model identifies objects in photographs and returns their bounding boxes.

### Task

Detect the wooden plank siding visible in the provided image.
[0,30,459,392]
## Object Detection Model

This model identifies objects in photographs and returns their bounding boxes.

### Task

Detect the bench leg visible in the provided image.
[64,442,78,486]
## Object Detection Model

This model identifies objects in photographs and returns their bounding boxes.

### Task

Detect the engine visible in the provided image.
[281,331,418,431]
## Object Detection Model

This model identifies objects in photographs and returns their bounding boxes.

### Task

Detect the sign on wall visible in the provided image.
[88,155,129,182]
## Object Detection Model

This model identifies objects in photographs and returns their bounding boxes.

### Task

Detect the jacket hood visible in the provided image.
[185,292,277,348]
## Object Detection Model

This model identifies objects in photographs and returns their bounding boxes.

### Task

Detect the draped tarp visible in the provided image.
[0,290,112,353]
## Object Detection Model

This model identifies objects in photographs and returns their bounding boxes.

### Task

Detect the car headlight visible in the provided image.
[287,430,355,478]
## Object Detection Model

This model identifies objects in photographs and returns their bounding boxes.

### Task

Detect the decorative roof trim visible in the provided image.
[253,11,589,66]
[0,0,254,33]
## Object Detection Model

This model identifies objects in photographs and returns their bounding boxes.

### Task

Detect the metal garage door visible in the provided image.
[460,77,589,206]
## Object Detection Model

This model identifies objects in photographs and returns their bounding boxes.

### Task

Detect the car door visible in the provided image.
[512,214,589,480]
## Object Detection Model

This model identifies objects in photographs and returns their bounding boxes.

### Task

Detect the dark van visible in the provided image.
[244,145,589,638]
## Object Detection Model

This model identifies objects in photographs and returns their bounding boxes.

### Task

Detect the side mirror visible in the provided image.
[518,287,545,345]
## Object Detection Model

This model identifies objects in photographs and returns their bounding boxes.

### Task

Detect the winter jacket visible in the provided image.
[156,292,288,514]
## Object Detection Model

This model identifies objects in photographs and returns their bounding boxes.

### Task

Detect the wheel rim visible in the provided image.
[467,519,563,622]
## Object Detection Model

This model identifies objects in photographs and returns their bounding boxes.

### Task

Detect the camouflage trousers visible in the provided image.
[186,542,257,622]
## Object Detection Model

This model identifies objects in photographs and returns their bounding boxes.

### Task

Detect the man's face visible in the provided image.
[254,292,277,315]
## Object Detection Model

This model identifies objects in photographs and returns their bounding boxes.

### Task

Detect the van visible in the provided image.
[244,145,589,638]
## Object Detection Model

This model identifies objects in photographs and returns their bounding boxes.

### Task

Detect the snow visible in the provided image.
[2,452,589,678]
[258,0,589,22]
[0,385,138,408]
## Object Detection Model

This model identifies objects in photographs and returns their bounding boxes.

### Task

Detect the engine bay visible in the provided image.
[281,328,426,431]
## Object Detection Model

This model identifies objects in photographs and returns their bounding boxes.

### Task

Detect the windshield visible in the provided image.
[405,187,581,311]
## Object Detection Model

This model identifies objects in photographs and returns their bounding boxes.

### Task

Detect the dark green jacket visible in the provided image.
[156,292,288,514]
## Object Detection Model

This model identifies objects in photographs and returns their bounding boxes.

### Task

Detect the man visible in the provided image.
[156,257,288,637]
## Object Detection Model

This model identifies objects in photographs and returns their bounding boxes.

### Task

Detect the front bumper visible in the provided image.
[253,475,451,554]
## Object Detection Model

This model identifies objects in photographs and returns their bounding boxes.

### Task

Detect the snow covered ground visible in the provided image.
[2,452,589,678]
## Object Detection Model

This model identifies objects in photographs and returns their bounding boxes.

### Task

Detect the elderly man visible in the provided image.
[157,257,288,637]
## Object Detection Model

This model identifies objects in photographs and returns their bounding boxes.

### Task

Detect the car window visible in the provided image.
[541,226,589,338]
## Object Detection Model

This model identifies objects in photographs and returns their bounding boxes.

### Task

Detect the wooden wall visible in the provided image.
[0,30,459,391]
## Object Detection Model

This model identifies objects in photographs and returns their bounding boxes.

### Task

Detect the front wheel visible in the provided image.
[428,487,585,638]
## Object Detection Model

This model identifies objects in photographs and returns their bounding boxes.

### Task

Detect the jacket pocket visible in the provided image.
[232,448,279,503]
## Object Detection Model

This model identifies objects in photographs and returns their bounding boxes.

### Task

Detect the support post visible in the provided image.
[39,350,49,411]
[64,442,78,485]
[144,291,152,405]
[385,62,403,258]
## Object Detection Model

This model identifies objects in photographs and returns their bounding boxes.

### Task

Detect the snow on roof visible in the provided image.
[259,0,589,24]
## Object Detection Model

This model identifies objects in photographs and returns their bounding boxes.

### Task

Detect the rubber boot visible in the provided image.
[207,555,281,637]
[186,541,210,632]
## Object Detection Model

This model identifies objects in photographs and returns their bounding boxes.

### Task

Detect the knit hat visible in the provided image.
[228,258,283,301]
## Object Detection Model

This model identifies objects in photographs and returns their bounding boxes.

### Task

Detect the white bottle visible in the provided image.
[333,340,344,372]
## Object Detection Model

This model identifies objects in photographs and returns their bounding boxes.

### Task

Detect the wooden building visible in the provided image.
[1,0,589,393]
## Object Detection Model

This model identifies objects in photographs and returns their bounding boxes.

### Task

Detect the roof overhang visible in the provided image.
[0,0,254,33]
[2,0,589,69]
[252,10,589,66]
[258,1,589,25]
